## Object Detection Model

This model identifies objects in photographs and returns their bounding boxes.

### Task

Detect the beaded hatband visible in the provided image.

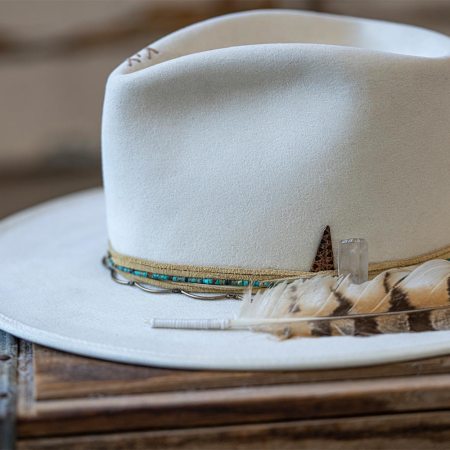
[106,248,324,294]
[107,256,276,289]
[105,245,450,294]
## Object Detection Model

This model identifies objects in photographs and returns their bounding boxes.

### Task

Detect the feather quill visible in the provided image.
[151,259,450,338]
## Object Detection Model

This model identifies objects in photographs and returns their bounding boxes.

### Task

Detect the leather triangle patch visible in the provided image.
[310,225,335,272]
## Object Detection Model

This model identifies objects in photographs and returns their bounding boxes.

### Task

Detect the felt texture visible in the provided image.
[2,189,450,369]
[102,10,450,271]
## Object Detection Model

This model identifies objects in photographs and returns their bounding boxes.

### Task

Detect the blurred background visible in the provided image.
[1,0,449,218]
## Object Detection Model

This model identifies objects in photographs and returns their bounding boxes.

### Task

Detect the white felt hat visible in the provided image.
[1,10,450,370]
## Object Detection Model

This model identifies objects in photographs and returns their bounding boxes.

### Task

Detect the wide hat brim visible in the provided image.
[1,188,450,370]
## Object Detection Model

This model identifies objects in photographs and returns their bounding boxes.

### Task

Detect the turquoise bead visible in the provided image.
[187,277,199,283]
[172,276,186,282]
[133,270,147,277]
[111,262,273,289]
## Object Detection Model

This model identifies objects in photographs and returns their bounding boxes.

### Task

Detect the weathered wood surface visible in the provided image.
[0,331,18,450]
[13,343,450,443]
[18,371,450,438]
[1,338,449,447]
[16,410,450,450]
[33,344,450,400]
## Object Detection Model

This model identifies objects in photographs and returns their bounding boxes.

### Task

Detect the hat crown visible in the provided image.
[102,10,450,270]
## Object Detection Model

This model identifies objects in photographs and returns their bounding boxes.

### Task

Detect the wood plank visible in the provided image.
[16,409,450,450]
[17,372,450,438]
[33,344,450,400]
[17,341,35,418]
[0,331,18,449]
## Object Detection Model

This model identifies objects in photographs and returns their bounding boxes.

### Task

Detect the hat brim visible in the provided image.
[1,188,450,370]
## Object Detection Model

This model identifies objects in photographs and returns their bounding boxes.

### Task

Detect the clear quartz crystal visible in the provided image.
[338,239,369,284]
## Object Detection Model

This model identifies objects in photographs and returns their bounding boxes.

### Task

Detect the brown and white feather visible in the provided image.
[238,260,450,338]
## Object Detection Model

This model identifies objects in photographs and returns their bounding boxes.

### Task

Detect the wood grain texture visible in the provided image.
[18,371,450,438]
[33,344,450,400]
[17,410,450,450]
[0,331,18,450]
[15,343,450,445]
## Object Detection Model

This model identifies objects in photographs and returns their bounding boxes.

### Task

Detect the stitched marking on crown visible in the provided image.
[127,47,160,67]
[146,47,159,59]
[127,57,141,67]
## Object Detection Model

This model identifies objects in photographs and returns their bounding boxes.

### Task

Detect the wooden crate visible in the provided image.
[2,330,450,449]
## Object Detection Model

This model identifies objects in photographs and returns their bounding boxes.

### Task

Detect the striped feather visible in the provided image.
[238,259,450,338]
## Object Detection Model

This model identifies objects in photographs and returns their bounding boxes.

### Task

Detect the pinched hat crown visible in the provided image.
[102,9,450,275]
